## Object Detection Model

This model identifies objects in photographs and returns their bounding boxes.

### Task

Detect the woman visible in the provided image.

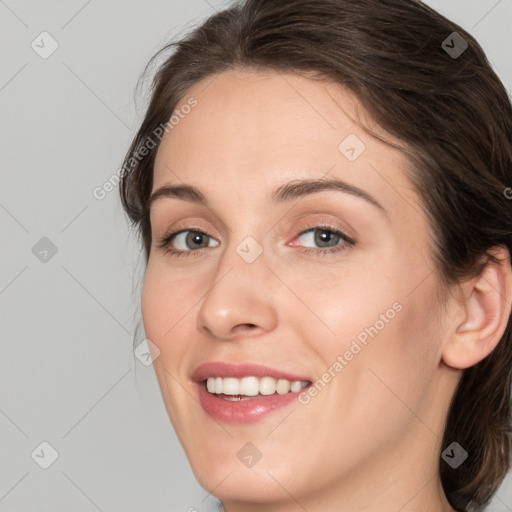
[119,0,512,510]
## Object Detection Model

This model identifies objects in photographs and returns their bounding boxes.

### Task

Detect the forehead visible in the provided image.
[156,69,367,173]
[152,68,420,219]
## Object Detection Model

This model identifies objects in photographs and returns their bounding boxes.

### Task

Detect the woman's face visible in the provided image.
[142,69,458,508]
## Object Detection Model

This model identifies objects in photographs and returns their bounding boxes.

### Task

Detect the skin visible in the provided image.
[141,68,512,512]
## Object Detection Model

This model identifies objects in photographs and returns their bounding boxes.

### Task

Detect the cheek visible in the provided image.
[141,266,165,341]
[289,262,402,351]
[295,251,442,409]
[141,262,196,355]
[337,276,442,417]
[141,262,201,425]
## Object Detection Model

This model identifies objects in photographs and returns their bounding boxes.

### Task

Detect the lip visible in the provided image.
[192,361,312,424]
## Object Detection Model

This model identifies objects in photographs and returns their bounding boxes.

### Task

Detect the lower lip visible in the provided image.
[195,382,304,424]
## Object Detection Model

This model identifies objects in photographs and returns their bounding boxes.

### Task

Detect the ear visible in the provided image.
[442,246,512,370]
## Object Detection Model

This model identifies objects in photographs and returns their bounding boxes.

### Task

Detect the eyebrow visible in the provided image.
[147,178,386,214]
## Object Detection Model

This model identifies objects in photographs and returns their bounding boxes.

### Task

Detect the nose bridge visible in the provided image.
[195,232,278,339]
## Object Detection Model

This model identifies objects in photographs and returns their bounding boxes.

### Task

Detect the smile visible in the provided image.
[192,362,312,423]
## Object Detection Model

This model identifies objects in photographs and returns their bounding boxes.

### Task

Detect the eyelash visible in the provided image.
[156,223,356,259]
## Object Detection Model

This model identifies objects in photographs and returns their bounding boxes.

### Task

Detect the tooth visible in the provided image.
[240,376,259,396]
[259,376,277,395]
[223,377,240,395]
[215,376,223,394]
[206,377,215,393]
[205,376,309,396]
[290,380,302,392]
[276,379,291,395]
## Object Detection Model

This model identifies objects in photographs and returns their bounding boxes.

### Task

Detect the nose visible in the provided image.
[195,247,279,341]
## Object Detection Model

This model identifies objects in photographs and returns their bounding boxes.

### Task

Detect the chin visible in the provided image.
[194,465,288,504]
[183,440,300,504]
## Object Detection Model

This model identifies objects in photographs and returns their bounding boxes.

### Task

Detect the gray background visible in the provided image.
[1,0,511,511]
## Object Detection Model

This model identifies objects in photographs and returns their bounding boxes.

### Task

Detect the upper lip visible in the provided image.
[191,361,312,383]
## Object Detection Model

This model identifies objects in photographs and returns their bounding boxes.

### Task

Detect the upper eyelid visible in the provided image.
[162,223,347,238]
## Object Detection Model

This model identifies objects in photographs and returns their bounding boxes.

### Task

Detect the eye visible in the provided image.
[157,229,219,257]
[291,225,355,255]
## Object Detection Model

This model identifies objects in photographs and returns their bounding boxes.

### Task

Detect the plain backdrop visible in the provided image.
[1,0,511,511]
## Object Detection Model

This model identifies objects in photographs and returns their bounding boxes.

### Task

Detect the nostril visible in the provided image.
[232,323,259,334]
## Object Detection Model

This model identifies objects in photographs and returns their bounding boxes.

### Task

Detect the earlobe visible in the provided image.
[442,246,512,370]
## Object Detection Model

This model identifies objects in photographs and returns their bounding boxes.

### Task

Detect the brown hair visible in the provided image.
[119,0,512,509]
